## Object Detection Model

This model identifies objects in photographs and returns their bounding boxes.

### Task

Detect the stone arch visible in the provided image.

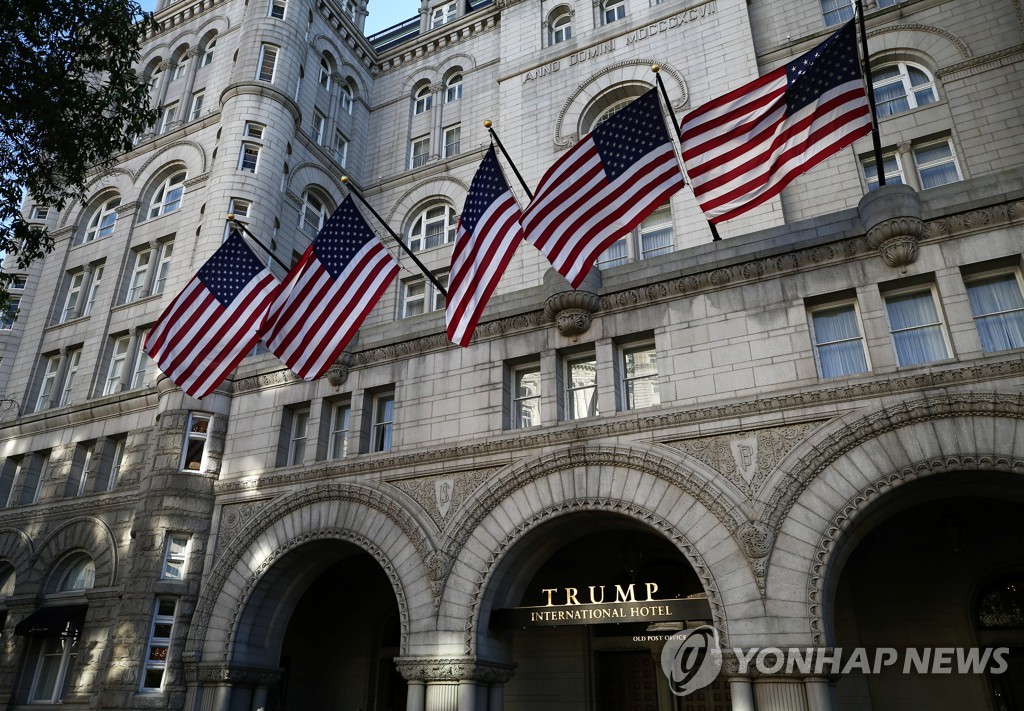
[30,517,118,590]
[58,169,134,230]
[184,483,436,666]
[756,392,1024,645]
[553,60,688,149]
[403,71,440,96]
[0,528,34,586]
[436,52,478,76]
[865,23,972,64]
[136,140,208,182]
[285,162,346,201]
[438,444,754,656]
[384,176,469,227]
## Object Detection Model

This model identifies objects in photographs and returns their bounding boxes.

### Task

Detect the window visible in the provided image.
[60,271,86,323]
[0,564,13,597]
[413,85,432,115]
[286,407,310,466]
[11,275,27,290]
[809,301,870,378]
[27,627,81,702]
[159,102,178,133]
[148,67,162,97]
[965,271,1024,353]
[269,0,286,18]
[863,150,905,191]
[257,44,279,82]
[83,196,120,242]
[328,401,350,459]
[0,296,20,329]
[131,330,158,388]
[300,191,328,237]
[104,335,131,395]
[445,74,462,103]
[188,91,205,121]
[443,125,461,158]
[127,249,153,302]
[821,0,854,26]
[83,266,103,317]
[162,533,190,579]
[180,414,210,471]
[0,458,23,508]
[914,138,962,189]
[430,1,457,28]
[340,83,354,114]
[603,0,626,24]
[107,438,126,491]
[59,555,96,592]
[598,206,674,267]
[66,443,96,497]
[883,286,950,366]
[370,392,395,452]
[153,241,174,295]
[58,348,81,407]
[172,57,189,80]
[30,205,50,221]
[238,143,260,173]
[550,9,572,44]
[141,598,177,691]
[243,121,265,139]
[400,273,448,318]
[512,365,541,428]
[147,171,186,219]
[407,203,456,251]
[409,136,430,169]
[872,62,938,118]
[201,38,216,67]
[333,131,349,167]
[565,354,598,420]
[318,57,332,91]
[36,355,60,411]
[311,110,326,144]
[622,343,660,409]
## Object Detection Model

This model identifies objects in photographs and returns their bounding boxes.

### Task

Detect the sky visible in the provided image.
[137,0,420,36]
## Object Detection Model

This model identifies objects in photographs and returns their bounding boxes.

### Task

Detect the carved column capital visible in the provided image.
[543,267,601,338]
[395,657,517,684]
[326,351,354,387]
[858,183,924,273]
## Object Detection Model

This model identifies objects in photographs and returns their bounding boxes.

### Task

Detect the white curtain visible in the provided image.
[886,292,948,366]
[968,276,1024,352]
[813,307,868,378]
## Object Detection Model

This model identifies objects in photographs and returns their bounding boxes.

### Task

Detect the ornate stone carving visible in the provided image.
[326,351,354,387]
[214,499,271,559]
[395,657,516,683]
[387,468,493,530]
[858,184,924,272]
[543,267,601,338]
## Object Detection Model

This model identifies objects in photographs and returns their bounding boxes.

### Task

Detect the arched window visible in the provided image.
[550,8,572,45]
[579,83,651,135]
[148,66,163,97]
[0,563,14,597]
[413,85,432,115]
[147,170,187,219]
[318,55,333,92]
[407,202,457,252]
[299,191,330,238]
[201,37,217,67]
[872,61,938,118]
[603,0,626,24]
[445,73,463,103]
[58,554,96,592]
[340,82,354,114]
[82,196,121,243]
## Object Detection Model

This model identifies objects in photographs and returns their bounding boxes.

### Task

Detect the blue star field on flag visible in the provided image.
[460,147,509,234]
[592,89,674,182]
[198,230,266,306]
[786,20,861,115]
[312,198,379,278]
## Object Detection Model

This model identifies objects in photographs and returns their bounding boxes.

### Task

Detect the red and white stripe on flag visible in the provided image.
[262,198,399,381]
[522,88,685,289]
[446,146,525,347]
[680,20,872,224]
[144,231,280,399]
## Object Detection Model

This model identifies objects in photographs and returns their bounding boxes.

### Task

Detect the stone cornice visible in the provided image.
[938,43,1024,81]
[377,14,500,75]
[144,0,230,41]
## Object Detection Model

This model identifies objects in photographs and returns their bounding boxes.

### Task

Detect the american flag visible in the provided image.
[262,196,399,381]
[521,88,684,289]
[144,230,280,399]
[679,20,871,224]
[446,146,524,346]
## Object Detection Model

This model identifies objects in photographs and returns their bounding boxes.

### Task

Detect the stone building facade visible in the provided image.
[1,0,1023,709]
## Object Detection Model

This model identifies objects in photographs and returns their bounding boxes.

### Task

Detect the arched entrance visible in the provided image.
[478,512,731,711]
[824,472,1024,711]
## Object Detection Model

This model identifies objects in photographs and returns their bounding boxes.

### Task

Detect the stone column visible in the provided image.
[430,82,445,160]
[177,47,203,120]
[728,677,755,711]
[896,142,920,191]
[406,680,426,711]
[753,678,810,711]
[426,682,459,711]
[803,676,835,711]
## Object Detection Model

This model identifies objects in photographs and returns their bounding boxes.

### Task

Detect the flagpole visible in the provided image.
[652,65,722,242]
[340,176,447,298]
[484,120,533,201]
[227,216,291,272]
[855,2,886,187]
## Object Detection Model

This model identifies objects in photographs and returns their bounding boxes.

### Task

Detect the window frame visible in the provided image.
[147,171,187,220]
[269,0,286,19]
[862,149,905,191]
[964,268,1024,354]
[370,392,395,453]
[161,533,190,580]
[104,335,131,395]
[407,202,457,251]
[299,191,328,238]
[511,364,541,429]
[188,91,205,121]
[603,0,626,24]
[238,142,260,173]
[286,406,310,466]
[872,61,939,119]
[413,85,432,116]
[36,354,61,412]
[58,348,81,407]
[550,10,572,45]
[311,109,326,144]
[914,137,963,190]
[328,401,351,459]
[409,135,431,170]
[443,125,461,158]
[808,299,872,379]
[881,283,952,367]
[564,353,598,421]
[445,74,463,103]
[140,597,178,692]
[257,44,279,83]
[27,629,80,703]
[399,272,448,318]
[60,271,86,323]
[430,1,457,28]
[153,241,174,296]
[127,248,153,302]
[180,413,211,472]
[83,196,120,243]
[0,295,19,330]
[620,341,661,410]
[333,131,349,167]
[159,102,178,133]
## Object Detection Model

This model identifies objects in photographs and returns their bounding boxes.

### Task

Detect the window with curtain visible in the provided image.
[810,302,870,378]
[914,138,962,189]
[549,8,572,44]
[820,0,854,26]
[565,354,598,420]
[872,62,938,118]
[883,288,950,366]
[965,272,1024,353]
[862,151,904,191]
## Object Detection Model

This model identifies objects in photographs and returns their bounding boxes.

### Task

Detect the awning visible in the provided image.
[14,604,87,637]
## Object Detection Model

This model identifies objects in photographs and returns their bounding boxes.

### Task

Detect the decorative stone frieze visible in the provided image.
[858,183,924,272]
[395,656,516,683]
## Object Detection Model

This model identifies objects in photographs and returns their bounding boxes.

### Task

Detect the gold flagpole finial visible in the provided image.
[341,175,349,184]
[226,213,235,220]
[651,64,661,73]
[484,119,492,128]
